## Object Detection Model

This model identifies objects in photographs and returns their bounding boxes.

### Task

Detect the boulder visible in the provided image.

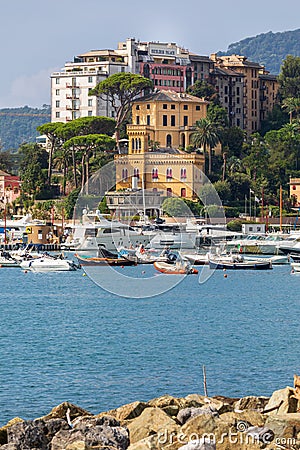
[263,387,298,415]
[177,407,218,425]
[100,401,148,422]
[51,417,129,450]
[127,407,179,445]
[6,418,68,449]
[0,418,23,446]
[234,396,269,412]
[265,413,300,442]
[39,402,92,422]
[179,439,216,450]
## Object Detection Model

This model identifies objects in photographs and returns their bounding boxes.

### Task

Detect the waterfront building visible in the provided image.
[0,170,21,205]
[290,178,300,206]
[114,90,207,204]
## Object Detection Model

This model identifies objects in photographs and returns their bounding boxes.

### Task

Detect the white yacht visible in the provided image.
[65,210,150,252]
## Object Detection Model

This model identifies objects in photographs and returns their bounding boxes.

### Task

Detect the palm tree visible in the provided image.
[191,118,221,175]
[282,97,300,124]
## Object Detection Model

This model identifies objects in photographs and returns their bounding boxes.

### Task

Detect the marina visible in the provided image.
[0,259,300,427]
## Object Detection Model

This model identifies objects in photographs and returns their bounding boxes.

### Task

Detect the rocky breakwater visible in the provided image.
[1,379,300,449]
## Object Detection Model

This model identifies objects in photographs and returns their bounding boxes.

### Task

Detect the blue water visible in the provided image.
[0,263,300,426]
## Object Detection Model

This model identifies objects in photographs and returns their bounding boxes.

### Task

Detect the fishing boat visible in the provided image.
[20,254,79,272]
[75,248,136,266]
[209,254,272,270]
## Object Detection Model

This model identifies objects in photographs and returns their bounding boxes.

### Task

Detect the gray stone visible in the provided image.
[177,407,218,425]
[178,438,216,450]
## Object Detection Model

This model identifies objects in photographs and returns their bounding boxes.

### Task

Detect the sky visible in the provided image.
[0,0,299,109]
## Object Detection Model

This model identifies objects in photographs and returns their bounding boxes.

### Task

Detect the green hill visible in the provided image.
[219,28,300,74]
[0,105,51,150]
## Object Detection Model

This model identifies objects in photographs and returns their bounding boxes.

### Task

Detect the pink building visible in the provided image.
[0,170,21,204]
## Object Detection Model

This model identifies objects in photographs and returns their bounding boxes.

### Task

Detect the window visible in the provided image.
[88,99,93,107]
[88,111,93,116]
[196,105,200,111]
[56,78,60,84]
[122,168,128,181]
[136,116,140,125]
[147,115,150,126]
[183,105,188,110]
[163,104,168,109]
[163,115,167,126]
[56,100,60,108]
[166,167,173,180]
[55,89,60,95]
[180,167,187,180]
[88,76,93,83]
[167,188,172,197]
[147,104,150,109]
[56,112,60,118]
[133,168,139,179]
[183,116,188,126]
[171,115,175,126]
[152,168,158,180]
[181,188,186,198]
[136,105,140,110]
[171,104,175,109]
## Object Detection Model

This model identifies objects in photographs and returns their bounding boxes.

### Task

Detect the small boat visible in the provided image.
[182,252,209,265]
[75,247,136,266]
[118,245,174,265]
[209,254,272,270]
[0,251,20,268]
[20,254,79,272]
[291,262,300,273]
[153,259,198,275]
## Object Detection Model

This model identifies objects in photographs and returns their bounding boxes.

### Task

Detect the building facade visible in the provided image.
[0,170,21,205]
[114,90,206,201]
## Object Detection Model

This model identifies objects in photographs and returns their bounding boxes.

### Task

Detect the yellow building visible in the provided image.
[115,90,208,201]
[290,178,300,206]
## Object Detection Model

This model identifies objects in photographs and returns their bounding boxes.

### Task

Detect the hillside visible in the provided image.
[0,105,51,150]
[219,28,300,74]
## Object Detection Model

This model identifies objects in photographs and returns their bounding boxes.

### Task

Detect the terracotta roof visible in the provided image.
[135,90,208,103]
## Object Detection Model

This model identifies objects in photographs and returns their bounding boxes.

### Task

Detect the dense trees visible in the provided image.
[191,118,221,174]
[89,73,153,151]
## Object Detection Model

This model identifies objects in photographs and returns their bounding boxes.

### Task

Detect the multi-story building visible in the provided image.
[114,90,207,201]
[208,67,245,128]
[210,53,279,134]
[51,39,278,136]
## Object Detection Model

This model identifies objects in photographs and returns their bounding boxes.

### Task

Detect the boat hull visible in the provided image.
[209,260,272,270]
[153,261,198,274]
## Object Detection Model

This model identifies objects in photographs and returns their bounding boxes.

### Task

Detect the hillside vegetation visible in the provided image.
[0,105,51,150]
[219,28,300,74]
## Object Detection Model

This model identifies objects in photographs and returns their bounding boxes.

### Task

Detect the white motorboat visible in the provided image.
[20,254,79,272]
[64,210,150,252]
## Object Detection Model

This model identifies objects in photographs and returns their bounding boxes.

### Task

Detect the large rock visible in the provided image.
[234,396,269,412]
[179,439,216,450]
[0,418,23,446]
[39,402,92,422]
[5,418,68,449]
[51,416,129,450]
[265,413,300,443]
[100,401,148,422]
[264,387,298,415]
[127,407,179,445]
[177,407,218,425]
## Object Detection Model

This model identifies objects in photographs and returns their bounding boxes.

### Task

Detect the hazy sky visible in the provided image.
[0,0,299,109]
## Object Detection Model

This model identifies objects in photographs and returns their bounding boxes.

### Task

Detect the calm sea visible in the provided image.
[0,262,299,426]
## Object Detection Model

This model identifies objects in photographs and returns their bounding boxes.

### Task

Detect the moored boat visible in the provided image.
[75,247,136,266]
[209,255,272,270]
[20,254,79,272]
[153,260,198,275]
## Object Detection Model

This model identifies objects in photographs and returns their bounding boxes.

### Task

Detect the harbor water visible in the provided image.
[0,262,300,426]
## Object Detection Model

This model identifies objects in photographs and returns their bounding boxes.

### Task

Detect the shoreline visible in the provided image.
[1,381,300,449]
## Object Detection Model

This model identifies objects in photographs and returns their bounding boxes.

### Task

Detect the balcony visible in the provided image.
[66,83,79,89]
[66,105,79,111]
[66,94,79,100]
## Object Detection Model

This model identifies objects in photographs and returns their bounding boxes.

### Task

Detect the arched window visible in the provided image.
[166,167,173,180]
[180,167,187,180]
[135,138,139,150]
[133,168,140,179]
[122,168,128,181]
[181,133,186,148]
[166,134,172,147]
[167,188,172,197]
[152,168,158,180]
[138,138,142,150]
[181,188,186,198]
[131,138,135,150]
